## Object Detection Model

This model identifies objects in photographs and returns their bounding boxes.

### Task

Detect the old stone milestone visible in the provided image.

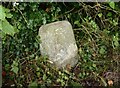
[38,21,78,69]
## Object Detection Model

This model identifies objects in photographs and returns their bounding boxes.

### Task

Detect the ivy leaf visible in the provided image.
[11,60,19,74]
[43,74,47,81]
[109,2,115,9]
[13,61,18,66]
[107,12,112,17]
[42,17,46,25]
[113,33,119,47]
[11,66,18,74]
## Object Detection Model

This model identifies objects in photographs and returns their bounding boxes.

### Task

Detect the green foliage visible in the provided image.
[70,81,82,87]
[2,2,120,87]
[98,13,102,18]
[11,60,19,74]
[56,71,69,86]
[28,81,38,88]
[1,20,15,36]
[112,33,119,48]
[99,46,106,55]
[109,2,115,9]
[0,5,18,38]
[0,5,6,20]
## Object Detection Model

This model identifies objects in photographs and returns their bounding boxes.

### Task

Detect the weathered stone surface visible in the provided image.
[39,21,78,69]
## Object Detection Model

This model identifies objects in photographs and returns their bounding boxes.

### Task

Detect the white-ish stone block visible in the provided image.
[38,21,78,69]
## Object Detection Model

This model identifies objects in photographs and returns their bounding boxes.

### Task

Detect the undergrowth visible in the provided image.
[1,2,120,87]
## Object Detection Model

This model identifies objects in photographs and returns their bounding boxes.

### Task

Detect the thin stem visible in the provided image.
[14,6,28,25]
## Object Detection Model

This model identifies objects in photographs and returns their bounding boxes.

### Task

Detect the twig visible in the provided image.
[89,58,112,64]
[56,7,75,19]
[81,25,97,52]
[93,72,107,86]
[65,7,75,14]
[74,8,84,13]
[19,49,40,65]
[14,6,28,25]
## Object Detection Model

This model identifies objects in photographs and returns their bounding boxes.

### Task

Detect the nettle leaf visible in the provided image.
[1,19,15,36]
[109,2,115,9]
[0,5,6,20]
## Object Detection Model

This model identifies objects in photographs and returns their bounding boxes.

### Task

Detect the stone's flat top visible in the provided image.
[39,21,71,30]
[39,21,78,69]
